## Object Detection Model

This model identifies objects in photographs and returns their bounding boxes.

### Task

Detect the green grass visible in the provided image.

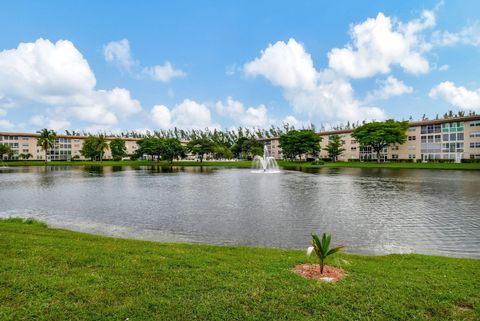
[3,159,480,170]
[1,219,478,320]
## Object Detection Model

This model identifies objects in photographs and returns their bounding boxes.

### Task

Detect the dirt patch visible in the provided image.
[292,264,346,283]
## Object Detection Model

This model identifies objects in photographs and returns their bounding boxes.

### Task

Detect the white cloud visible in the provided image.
[215,96,270,127]
[282,115,312,129]
[429,81,480,111]
[103,39,136,71]
[432,22,480,47]
[243,39,385,122]
[30,115,71,132]
[104,38,186,82]
[0,38,142,130]
[0,119,14,129]
[151,99,218,129]
[151,105,172,129]
[438,64,449,72]
[365,76,413,102]
[143,62,186,82]
[244,38,317,90]
[328,11,434,78]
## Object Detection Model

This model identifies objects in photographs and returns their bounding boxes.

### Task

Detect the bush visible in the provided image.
[0,217,47,228]
[461,158,480,163]
[311,160,324,165]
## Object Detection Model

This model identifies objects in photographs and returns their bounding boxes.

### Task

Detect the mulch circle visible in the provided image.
[292,264,346,283]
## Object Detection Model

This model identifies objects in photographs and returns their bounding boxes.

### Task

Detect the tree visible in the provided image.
[186,138,215,162]
[36,129,56,164]
[110,138,127,161]
[96,135,109,161]
[279,129,321,161]
[351,120,409,162]
[135,138,160,160]
[0,144,12,161]
[231,137,263,159]
[160,138,184,163]
[323,134,345,162]
[80,136,101,160]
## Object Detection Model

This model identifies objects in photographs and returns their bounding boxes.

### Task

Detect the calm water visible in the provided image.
[0,166,479,258]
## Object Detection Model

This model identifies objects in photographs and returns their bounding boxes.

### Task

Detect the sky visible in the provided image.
[0,0,479,133]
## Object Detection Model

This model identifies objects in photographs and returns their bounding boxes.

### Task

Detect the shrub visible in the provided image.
[307,233,343,274]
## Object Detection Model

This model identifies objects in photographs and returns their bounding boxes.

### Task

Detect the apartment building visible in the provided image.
[262,115,480,162]
[2,115,480,162]
[0,133,140,161]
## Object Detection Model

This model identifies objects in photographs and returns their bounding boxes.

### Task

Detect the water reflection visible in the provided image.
[0,166,479,258]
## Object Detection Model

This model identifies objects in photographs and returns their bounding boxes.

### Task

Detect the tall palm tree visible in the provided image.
[96,135,109,161]
[36,129,56,164]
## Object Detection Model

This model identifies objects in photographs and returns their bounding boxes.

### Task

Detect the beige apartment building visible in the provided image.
[263,115,480,162]
[0,133,140,161]
[2,115,480,162]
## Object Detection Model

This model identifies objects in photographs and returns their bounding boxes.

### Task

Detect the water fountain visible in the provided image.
[252,145,280,173]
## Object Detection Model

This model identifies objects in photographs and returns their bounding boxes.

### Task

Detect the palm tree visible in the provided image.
[36,129,56,164]
[307,233,344,274]
[96,135,109,161]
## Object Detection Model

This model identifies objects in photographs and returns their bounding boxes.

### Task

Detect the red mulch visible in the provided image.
[292,264,346,283]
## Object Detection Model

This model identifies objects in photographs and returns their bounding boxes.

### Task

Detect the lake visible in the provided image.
[1,166,479,258]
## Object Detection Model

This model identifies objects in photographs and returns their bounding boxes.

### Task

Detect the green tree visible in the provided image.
[110,138,127,161]
[323,134,345,162]
[80,136,101,160]
[96,135,109,161]
[351,120,408,162]
[135,138,159,160]
[160,138,184,163]
[231,137,263,159]
[36,129,56,164]
[0,144,12,162]
[279,129,321,161]
[186,138,215,162]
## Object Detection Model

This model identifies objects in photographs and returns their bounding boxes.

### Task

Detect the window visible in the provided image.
[408,154,416,159]
[391,154,399,159]
[470,142,480,148]
[391,146,399,150]
[408,127,416,132]
[408,136,416,141]
[450,133,456,141]
[435,135,441,142]
[457,133,464,140]
[351,147,357,151]
[408,145,416,150]
[470,131,480,138]
[470,121,480,127]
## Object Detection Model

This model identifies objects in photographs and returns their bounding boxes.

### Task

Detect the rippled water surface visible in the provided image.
[1,166,479,258]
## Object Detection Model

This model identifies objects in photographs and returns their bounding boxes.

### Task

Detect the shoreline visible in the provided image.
[2,159,480,170]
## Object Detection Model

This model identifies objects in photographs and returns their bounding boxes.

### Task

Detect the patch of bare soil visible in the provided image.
[292,264,346,283]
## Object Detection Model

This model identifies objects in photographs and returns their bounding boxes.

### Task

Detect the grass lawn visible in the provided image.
[1,219,478,320]
[2,159,480,170]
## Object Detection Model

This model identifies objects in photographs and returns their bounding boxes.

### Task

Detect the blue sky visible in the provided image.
[0,0,479,133]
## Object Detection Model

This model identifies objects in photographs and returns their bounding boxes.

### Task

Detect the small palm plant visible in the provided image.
[307,233,344,274]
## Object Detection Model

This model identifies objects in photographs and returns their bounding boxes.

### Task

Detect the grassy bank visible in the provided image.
[3,159,480,170]
[1,219,478,320]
